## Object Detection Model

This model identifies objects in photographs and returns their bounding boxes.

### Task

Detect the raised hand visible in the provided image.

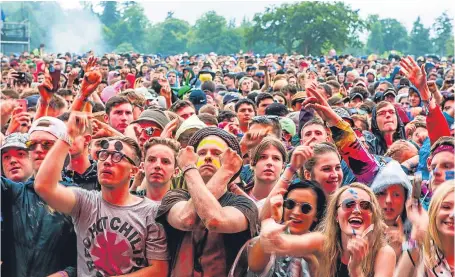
[240,128,268,152]
[347,235,369,275]
[37,68,54,104]
[220,148,243,175]
[269,189,286,222]
[405,199,429,244]
[66,112,89,139]
[160,118,179,139]
[259,218,290,253]
[6,107,32,135]
[90,118,122,139]
[177,146,198,169]
[80,56,102,97]
[303,81,339,124]
[290,144,314,171]
[400,56,430,100]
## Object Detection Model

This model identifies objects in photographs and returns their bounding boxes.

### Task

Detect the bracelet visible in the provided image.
[402,239,419,251]
[58,271,68,277]
[182,164,197,176]
[286,164,297,173]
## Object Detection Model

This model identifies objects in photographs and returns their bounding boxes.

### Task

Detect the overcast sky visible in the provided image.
[60,0,454,32]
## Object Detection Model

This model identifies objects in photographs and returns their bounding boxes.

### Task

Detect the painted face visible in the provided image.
[254,145,284,183]
[257,98,274,116]
[429,152,455,191]
[28,131,58,173]
[143,144,175,188]
[436,193,455,239]
[309,152,342,195]
[1,148,33,182]
[376,184,406,225]
[376,104,397,133]
[107,103,134,134]
[300,124,328,146]
[137,122,163,149]
[97,140,138,189]
[237,104,255,125]
[337,188,373,235]
[284,188,318,235]
[196,136,228,181]
[176,106,195,120]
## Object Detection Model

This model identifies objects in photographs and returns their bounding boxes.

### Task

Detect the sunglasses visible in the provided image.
[96,150,137,166]
[337,199,372,213]
[283,199,313,214]
[141,127,158,136]
[25,140,56,151]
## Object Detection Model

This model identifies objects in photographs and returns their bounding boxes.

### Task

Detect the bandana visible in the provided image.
[430,144,455,161]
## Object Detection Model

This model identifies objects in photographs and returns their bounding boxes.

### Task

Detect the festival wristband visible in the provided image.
[182,164,197,176]
[402,239,419,251]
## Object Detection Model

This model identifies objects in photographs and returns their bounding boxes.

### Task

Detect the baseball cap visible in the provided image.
[349,92,364,101]
[279,117,296,137]
[383,88,397,97]
[328,95,343,106]
[291,91,307,105]
[175,115,207,140]
[189,89,207,112]
[223,93,240,105]
[332,107,354,127]
[25,95,39,109]
[131,109,170,129]
[28,116,68,140]
[0,133,29,152]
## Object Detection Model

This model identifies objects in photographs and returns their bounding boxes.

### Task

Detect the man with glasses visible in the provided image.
[130,109,170,149]
[34,113,169,276]
[1,116,78,277]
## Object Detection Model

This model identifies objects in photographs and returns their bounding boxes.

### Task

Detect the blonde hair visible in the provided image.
[423,180,455,269]
[317,183,387,277]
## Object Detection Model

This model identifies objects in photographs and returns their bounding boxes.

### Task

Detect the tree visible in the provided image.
[409,16,432,56]
[114,42,136,53]
[366,15,384,53]
[433,12,453,56]
[365,15,408,54]
[247,2,364,55]
[188,11,227,54]
[154,17,190,55]
[99,1,120,29]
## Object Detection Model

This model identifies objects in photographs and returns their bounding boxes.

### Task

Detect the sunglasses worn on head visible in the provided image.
[25,140,56,151]
[284,199,313,214]
[338,199,372,213]
[96,150,136,166]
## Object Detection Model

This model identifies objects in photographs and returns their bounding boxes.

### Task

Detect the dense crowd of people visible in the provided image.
[0,49,454,277]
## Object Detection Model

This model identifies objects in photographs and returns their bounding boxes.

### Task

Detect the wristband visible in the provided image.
[182,164,197,176]
[402,239,419,251]
[58,271,68,277]
[286,164,297,173]
[60,133,73,146]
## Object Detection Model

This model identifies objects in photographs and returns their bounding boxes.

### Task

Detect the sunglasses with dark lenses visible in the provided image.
[25,140,56,151]
[338,199,372,213]
[141,127,158,136]
[283,199,313,214]
[96,150,136,166]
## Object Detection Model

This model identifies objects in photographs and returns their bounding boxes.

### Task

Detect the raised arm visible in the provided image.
[34,113,88,214]
[35,69,54,120]
[175,146,250,233]
[167,149,244,231]
[71,57,101,112]
[304,81,379,184]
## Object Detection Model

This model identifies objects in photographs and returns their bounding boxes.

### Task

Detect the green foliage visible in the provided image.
[409,16,433,56]
[114,42,136,53]
[433,12,453,56]
[366,15,408,54]
[247,2,365,55]
[2,1,452,56]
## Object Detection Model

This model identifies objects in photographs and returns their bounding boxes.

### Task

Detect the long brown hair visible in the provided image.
[317,183,387,277]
